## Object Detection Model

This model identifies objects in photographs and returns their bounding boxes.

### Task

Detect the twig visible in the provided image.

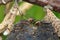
[1,2,33,35]
[44,8,60,37]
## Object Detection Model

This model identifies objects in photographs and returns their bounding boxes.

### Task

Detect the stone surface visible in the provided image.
[6,20,59,40]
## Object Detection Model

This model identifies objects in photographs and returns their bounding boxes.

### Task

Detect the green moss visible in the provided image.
[25,5,46,21]
[53,11,60,19]
[0,5,5,23]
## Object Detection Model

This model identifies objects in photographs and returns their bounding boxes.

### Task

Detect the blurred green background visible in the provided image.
[0,1,60,40]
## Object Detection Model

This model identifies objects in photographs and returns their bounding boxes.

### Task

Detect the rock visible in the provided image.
[6,20,59,40]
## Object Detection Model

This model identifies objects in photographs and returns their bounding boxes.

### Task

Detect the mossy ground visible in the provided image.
[0,2,60,40]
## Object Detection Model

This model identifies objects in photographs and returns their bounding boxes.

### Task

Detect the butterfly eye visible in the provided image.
[35,21,41,26]
[28,18,34,22]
